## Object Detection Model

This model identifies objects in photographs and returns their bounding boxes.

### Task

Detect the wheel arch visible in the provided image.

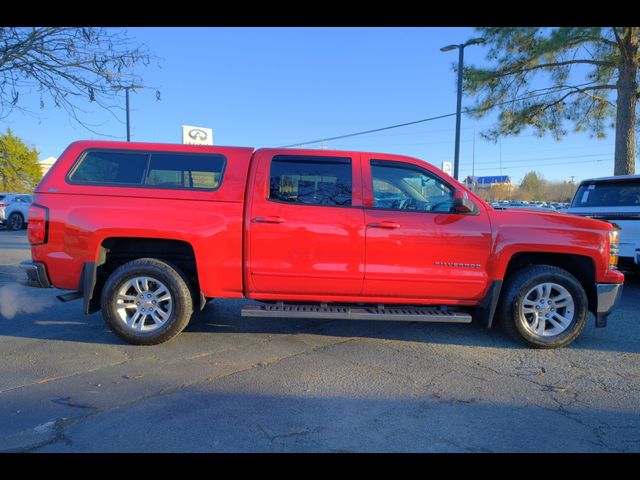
[480,251,597,329]
[83,237,203,314]
[502,252,596,316]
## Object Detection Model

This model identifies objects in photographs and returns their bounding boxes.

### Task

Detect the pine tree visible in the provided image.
[464,27,638,175]
[520,171,544,200]
[0,129,42,192]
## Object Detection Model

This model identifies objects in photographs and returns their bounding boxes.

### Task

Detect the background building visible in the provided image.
[464,175,511,190]
[39,157,57,176]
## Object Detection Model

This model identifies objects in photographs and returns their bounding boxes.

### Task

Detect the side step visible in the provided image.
[241,303,472,323]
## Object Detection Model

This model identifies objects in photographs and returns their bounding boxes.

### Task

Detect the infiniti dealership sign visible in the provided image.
[182,125,213,145]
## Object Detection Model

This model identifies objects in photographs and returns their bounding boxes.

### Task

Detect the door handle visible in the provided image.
[367,221,400,229]
[252,216,286,224]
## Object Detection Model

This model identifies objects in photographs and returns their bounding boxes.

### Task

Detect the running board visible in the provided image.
[241,303,472,323]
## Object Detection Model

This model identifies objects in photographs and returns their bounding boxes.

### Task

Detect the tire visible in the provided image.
[497,265,588,349]
[101,258,194,345]
[7,212,24,231]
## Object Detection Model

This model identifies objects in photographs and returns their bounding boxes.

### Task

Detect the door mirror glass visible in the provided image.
[453,197,476,214]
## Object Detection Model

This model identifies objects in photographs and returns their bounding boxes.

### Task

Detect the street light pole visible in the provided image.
[125,87,131,141]
[113,84,143,142]
[440,38,484,181]
[453,46,464,181]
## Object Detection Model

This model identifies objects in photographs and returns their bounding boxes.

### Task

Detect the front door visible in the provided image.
[362,156,492,302]
[248,151,365,297]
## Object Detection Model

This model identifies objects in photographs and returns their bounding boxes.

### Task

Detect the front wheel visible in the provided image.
[101,258,194,345]
[497,265,588,349]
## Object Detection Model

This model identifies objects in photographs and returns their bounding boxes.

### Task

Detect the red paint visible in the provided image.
[30,140,623,308]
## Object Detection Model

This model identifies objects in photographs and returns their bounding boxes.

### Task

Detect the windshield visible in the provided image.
[572,181,640,208]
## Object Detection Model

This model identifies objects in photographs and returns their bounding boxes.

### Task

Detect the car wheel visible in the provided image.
[497,264,588,349]
[7,212,24,231]
[101,257,194,345]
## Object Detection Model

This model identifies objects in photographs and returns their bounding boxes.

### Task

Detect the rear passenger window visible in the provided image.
[145,153,224,190]
[69,150,225,190]
[269,156,352,207]
[70,151,148,185]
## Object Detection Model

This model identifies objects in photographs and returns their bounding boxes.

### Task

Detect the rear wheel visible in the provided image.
[101,258,193,345]
[7,212,24,231]
[498,265,588,349]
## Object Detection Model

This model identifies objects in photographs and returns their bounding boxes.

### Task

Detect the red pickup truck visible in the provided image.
[21,141,624,348]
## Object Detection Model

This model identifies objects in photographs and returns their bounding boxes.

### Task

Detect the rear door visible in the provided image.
[247,150,365,297]
[361,155,493,302]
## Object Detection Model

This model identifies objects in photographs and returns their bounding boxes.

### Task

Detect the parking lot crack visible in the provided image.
[0,359,131,395]
[1,417,74,453]
[19,337,360,439]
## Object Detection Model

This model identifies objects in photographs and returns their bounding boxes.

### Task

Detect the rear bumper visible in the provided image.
[20,261,52,288]
[595,283,623,327]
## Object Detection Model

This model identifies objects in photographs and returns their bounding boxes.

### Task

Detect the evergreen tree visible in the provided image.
[464,27,638,175]
[0,129,42,192]
[520,171,544,200]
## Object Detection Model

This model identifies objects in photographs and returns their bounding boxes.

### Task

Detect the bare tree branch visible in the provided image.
[0,27,157,132]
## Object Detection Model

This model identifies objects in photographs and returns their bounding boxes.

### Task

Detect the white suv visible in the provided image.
[567,175,640,269]
[0,193,33,230]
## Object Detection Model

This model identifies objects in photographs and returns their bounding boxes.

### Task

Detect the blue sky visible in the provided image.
[4,27,636,184]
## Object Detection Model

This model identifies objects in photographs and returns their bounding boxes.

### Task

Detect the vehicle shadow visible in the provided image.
[1,296,515,349]
[193,303,512,347]
[185,295,640,354]
[1,275,638,353]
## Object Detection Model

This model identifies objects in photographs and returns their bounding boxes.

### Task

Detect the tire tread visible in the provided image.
[497,264,588,349]
[101,257,193,345]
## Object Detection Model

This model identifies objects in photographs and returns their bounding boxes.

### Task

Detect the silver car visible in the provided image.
[0,193,33,230]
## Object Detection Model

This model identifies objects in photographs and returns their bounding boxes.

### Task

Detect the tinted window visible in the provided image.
[371,160,453,212]
[269,156,352,207]
[69,151,225,190]
[145,153,224,190]
[70,151,148,185]
[572,181,640,207]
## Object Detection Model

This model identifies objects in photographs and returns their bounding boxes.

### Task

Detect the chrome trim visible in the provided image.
[596,283,623,314]
[19,261,52,288]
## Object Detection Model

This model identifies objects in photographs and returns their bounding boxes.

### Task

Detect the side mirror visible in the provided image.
[453,197,475,214]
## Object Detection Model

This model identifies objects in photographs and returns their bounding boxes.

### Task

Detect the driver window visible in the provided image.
[371,160,453,212]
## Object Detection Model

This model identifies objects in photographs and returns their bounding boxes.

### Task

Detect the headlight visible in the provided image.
[609,229,620,270]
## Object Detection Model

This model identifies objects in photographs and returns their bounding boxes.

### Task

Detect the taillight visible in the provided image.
[27,204,49,245]
[608,229,620,270]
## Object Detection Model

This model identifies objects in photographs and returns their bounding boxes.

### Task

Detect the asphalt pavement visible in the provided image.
[1,228,639,452]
